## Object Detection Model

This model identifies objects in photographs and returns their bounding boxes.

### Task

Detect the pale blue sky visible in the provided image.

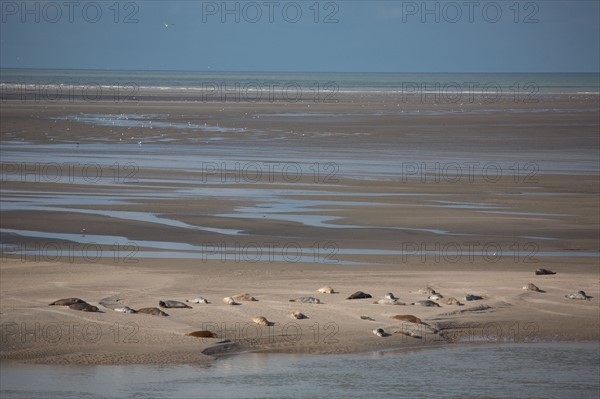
[1,0,599,72]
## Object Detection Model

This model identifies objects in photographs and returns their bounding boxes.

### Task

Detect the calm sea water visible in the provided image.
[1,69,599,94]
[1,343,599,399]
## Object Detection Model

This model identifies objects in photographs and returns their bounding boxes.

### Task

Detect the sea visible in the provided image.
[1,69,599,95]
[1,343,599,399]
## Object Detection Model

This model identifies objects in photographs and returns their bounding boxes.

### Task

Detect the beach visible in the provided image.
[1,89,599,365]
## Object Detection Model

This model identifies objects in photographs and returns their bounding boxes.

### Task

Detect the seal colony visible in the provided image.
[41,273,593,354]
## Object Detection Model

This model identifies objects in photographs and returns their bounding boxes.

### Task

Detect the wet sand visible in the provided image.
[1,93,598,364]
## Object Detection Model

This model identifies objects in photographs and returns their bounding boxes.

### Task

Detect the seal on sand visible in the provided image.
[445,297,463,306]
[535,268,556,275]
[49,298,84,306]
[372,328,387,337]
[69,302,101,312]
[291,311,307,319]
[418,287,437,295]
[429,293,443,300]
[186,330,218,338]
[232,293,258,302]
[159,300,192,309]
[374,298,406,305]
[347,291,372,300]
[465,294,484,301]
[384,293,398,300]
[360,315,375,321]
[523,283,542,292]
[253,316,271,326]
[114,306,137,313]
[317,286,336,294]
[394,330,421,338]
[565,290,591,300]
[223,297,240,305]
[289,297,321,304]
[186,297,209,304]
[411,300,440,307]
[137,307,169,316]
[390,315,421,324]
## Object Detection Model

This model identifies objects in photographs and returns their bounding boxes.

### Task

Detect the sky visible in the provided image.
[0,0,599,72]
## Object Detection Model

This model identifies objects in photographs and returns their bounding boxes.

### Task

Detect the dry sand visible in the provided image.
[1,93,598,364]
[1,258,598,365]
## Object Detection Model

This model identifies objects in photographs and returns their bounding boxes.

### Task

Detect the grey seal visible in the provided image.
[390,314,422,324]
[347,291,372,300]
[186,297,209,304]
[223,297,240,305]
[523,283,543,292]
[114,306,137,313]
[186,330,218,338]
[69,302,101,312]
[535,268,556,275]
[394,330,421,338]
[49,298,85,306]
[137,307,169,316]
[445,297,463,306]
[565,290,591,300]
[159,300,192,309]
[317,286,336,294]
[232,293,258,301]
[289,297,322,304]
[373,328,387,337]
[384,293,398,300]
[291,311,307,319]
[465,294,484,301]
[374,298,406,305]
[411,300,440,307]
[429,293,444,300]
[253,316,272,326]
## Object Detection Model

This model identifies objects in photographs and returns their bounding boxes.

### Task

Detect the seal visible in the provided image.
[360,315,375,321]
[429,293,443,300]
[399,329,422,338]
[137,307,169,316]
[374,298,406,305]
[49,298,84,306]
[114,306,137,313]
[411,300,440,307]
[223,297,240,305]
[390,315,421,324]
[232,293,258,302]
[384,293,398,300]
[445,297,463,306]
[372,328,387,337]
[291,311,307,319]
[535,268,556,275]
[465,294,484,301]
[565,290,591,300]
[159,300,192,309]
[186,297,209,304]
[317,286,336,294]
[253,316,271,326]
[347,291,372,300]
[69,302,101,312]
[98,295,126,310]
[289,297,321,304]
[186,330,218,338]
[523,283,542,292]
[394,330,421,338]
